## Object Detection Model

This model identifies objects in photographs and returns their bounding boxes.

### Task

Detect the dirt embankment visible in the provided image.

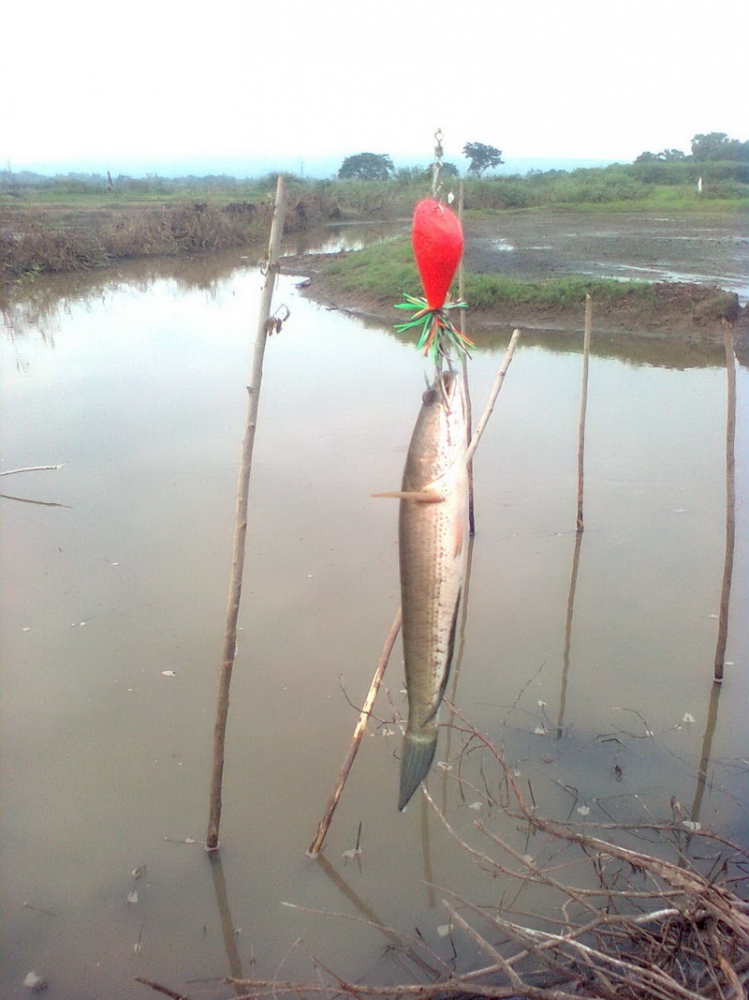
[292,210,749,349]
[295,260,743,341]
[0,197,318,285]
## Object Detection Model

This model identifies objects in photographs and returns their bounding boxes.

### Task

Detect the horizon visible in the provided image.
[4,0,745,179]
[3,153,623,181]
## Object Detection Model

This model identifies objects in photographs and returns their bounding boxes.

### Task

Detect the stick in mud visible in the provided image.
[308,330,521,854]
[465,329,521,464]
[576,293,592,532]
[714,321,736,682]
[457,180,476,536]
[205,176,287,852]
[307,610,402,857]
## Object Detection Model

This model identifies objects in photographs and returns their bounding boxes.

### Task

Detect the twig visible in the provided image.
[307,609,402,856]
[466,329,521,464]
[576,294,592,531]
[714,321,736,682]
[0,493,72,508]
[0,464,65,476]
[134,978,190,1000]
[206,176,287,852]
[457,180,475,535]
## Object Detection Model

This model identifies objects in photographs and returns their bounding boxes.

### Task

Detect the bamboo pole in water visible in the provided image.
[206,176,288,852]
[465,329,521,464]
[457,180,476,535]
[576,294,592,532]
[307,609,402,857]
[714,322,736,682]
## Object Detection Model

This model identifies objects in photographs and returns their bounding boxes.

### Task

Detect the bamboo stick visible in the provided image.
[457,180,476,535]
[205,176,287,852]
[576,294,592,532]
[307,609,402,857]
[465,329,521,464]
[714,322,736,682]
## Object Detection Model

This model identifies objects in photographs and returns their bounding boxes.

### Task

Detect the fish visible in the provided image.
[388,369,469,810]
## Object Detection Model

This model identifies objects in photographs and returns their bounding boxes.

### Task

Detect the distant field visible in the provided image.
[2,164,747,285]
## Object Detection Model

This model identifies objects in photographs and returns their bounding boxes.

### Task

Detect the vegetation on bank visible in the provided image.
[321,236,657,310]
[3,162,748,210]
[1,153,747,285]
[315,236,742,334]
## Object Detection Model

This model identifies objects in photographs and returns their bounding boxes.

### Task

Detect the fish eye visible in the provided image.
[422,388,437,405]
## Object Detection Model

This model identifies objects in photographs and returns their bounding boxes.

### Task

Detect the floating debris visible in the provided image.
[23,972,48,992]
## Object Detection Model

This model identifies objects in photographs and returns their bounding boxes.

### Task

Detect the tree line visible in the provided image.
[338,143,504,181]
[338,132,748,180]
[636,132,749,163]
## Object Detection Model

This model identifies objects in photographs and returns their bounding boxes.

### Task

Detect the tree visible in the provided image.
[462,142,504,177]
[395,163,460,184]
[691,132,749,162]
[635,148,686,163]
[338,153,394,180]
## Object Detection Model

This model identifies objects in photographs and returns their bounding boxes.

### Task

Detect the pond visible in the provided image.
[2,241,748,999]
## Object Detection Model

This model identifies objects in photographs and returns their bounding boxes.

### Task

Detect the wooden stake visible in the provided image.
[307,609,402,857]
[714,322,736,682]
[576,294,592,532]
[457,180,476,535]
[465,328,521,464]
[206,176,287,852]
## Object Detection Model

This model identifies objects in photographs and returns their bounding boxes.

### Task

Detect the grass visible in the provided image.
[4,162,748,217]
[0,201,276,282]
[321,237,657,312]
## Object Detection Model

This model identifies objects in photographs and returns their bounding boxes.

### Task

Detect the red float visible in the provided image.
[411,198,464,309]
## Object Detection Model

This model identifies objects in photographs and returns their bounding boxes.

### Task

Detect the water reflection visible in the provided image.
[3,240,738,374]
[208,852,245,990]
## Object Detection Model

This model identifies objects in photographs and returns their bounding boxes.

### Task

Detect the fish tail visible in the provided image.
[398,726,439,811]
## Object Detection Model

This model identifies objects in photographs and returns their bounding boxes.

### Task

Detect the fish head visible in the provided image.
[421,370,466,425]
[407,369,467,487]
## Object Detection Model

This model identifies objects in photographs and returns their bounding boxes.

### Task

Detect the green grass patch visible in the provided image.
[322,237,655,311]
[324,238,418,300]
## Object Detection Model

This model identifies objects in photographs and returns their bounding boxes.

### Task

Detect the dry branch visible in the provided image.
[299,710,749,1000]
[307,609,402,857]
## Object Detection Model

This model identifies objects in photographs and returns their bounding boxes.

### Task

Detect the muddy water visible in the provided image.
[464,210,749,302]
[2,242,748,999]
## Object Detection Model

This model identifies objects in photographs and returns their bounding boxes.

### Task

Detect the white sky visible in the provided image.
[4,0,746,173]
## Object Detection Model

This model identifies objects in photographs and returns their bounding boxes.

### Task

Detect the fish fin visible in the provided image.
[398,727,439,811]
[372,490,444,503]
[453,517,465,559]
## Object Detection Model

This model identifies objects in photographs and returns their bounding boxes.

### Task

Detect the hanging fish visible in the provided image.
[376,369,469,808]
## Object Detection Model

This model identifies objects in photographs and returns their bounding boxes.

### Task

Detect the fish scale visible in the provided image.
[397,370,469,810]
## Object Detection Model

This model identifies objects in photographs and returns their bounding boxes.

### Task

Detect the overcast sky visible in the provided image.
[4,0,746,175]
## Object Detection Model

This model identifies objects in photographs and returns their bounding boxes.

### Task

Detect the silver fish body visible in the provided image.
[398,370,469,810]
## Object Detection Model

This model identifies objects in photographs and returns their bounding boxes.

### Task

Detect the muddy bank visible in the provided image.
[288,208,749,353]
[463,210,749,300]
[291,252,747,352]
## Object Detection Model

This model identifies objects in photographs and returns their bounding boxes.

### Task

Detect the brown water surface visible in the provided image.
[2,243,747,998]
